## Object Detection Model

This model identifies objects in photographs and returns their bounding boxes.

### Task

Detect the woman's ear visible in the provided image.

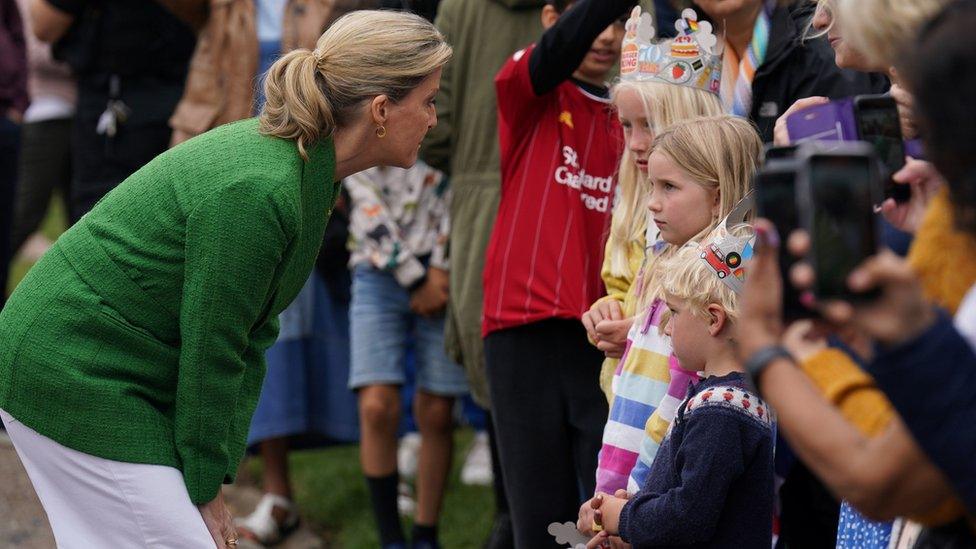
[712,189,721,218]
[705,303,728,336]
[370,95,390,126]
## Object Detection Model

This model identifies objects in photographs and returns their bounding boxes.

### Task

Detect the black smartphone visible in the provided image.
[853,94,911,203]
[797,142,882,301]
[756,158,811,320]
[763,144,799,162]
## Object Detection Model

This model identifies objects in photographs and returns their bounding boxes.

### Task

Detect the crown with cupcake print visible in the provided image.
[620,6,724,95]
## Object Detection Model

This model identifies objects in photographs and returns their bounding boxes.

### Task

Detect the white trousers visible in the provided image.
[0,408,217,548]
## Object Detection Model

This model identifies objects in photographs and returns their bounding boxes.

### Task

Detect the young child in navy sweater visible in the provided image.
[578,229,775,548]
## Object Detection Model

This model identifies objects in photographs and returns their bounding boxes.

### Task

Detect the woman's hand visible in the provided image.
[409,267,449,317]
[787,234,936,348]
[583,299,624,345]
[198,489,237,548]
[781,320,827,362]
[878,158,944,234]
[772,96,829,147]
[594,317,634,358]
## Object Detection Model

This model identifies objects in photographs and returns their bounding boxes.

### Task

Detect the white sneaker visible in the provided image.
[397,480,416,516]
[460,431,493,486]
[397,432,422,480]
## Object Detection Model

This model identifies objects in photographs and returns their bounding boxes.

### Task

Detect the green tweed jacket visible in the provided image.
[0,118,338,504]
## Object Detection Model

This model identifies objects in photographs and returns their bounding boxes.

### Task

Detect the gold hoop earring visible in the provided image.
[375,125,387,139]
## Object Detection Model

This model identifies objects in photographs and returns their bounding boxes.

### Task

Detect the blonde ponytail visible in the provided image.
[259,10,452,160]
[261,49,336,160]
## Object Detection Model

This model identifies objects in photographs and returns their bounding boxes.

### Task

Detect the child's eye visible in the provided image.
[621,121,632,129]
[664,183,676,192]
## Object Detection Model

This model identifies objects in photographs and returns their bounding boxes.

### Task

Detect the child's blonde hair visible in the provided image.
[607,81,724,278]
[659,241,744,325]
[636,115,762,310]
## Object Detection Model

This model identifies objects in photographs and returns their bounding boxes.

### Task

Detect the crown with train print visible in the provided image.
[620,6,724,95]
[697,192,756,295]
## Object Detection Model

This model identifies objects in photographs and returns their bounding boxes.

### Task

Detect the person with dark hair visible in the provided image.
[481,0,634,545]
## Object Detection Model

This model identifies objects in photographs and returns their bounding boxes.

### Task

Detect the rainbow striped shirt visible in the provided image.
[595,299,674,494]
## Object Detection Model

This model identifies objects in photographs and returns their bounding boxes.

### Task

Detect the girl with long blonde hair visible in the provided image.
[594,115,761,495]
[583,80,722,398]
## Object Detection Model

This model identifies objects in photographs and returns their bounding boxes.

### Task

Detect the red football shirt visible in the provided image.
[482,45,624,337]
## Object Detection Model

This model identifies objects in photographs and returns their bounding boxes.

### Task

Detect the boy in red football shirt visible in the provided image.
[482,0,634,546]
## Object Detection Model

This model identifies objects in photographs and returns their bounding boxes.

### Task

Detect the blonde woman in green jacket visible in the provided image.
[0,10,450,549]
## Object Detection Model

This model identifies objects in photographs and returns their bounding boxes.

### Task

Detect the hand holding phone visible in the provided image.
[796,142,882,302]
[756,148,810,320]
[853,94,911,204]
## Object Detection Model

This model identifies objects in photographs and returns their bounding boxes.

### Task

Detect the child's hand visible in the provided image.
[595,317,633,358]
[583,300,624,346]
[586,531,631,549]
[577,492,606,537]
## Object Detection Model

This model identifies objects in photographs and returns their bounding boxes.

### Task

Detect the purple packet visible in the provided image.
[786,98,857,143]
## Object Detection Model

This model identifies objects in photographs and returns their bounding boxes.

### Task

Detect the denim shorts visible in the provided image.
[348,265,468,396]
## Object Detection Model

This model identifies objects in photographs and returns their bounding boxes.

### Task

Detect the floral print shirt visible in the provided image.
[345,162,450,288]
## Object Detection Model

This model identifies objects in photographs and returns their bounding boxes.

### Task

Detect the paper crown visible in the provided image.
[620,6,724,96]
[697,193,756,295]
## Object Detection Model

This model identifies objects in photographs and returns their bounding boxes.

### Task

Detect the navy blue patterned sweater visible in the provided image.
[618,372,775,548]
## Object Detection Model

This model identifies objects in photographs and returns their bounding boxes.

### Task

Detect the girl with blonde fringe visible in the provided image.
[582,80,722,399]
[594,115,762,495]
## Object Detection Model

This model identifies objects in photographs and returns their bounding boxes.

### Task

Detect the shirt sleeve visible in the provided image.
[632,358,697,474]
[870,312,976,513]
[344,171,426,288]
[527,0,637,96]
[799,348,894,437]
[495,45,549,152]
[174,182,294,505]
[598,234,631,308]
[618,409,753,545]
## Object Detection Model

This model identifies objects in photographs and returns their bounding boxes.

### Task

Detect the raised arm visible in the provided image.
[528,0,636,96]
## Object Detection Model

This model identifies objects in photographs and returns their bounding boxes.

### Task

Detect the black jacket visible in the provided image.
[695,1,889,142]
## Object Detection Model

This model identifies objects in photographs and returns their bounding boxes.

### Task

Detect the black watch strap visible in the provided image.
[744,345,795,391]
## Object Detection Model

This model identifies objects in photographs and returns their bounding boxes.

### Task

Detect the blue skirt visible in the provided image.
[246,272,359,446]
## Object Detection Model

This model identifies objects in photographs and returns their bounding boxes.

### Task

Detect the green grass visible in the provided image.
[245,429,495,548]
